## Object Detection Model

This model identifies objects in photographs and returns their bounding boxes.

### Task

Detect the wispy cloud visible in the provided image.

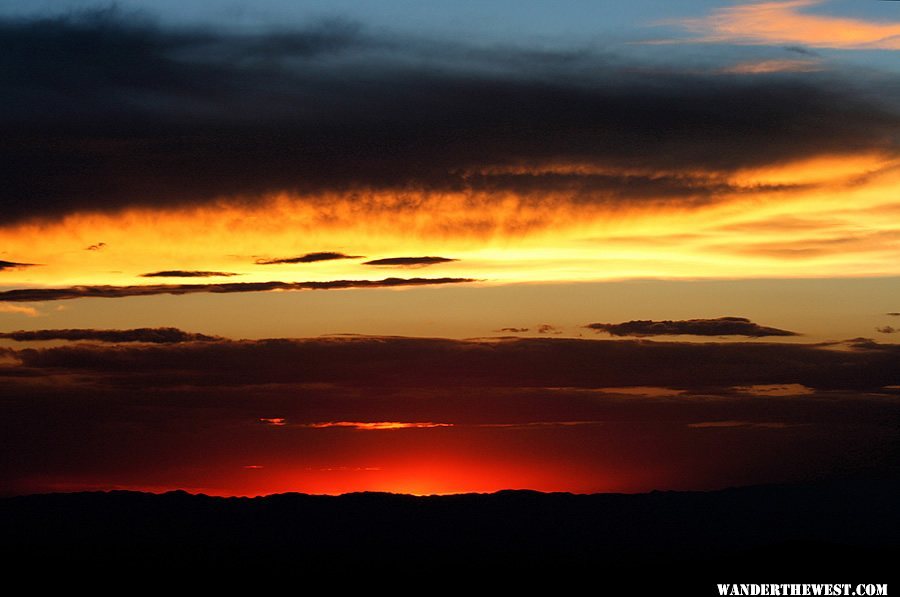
[0,260,35,271]
[255,252,363,265]
[299,421,453,430]
[732,384,814,396]
[0,304,38,317]
[0,277,476,302]
[259,418,287,426]
[717,58,822,75]
[668,0,900,50]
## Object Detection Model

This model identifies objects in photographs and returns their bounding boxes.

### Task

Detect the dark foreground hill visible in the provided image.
[2,479,898,590]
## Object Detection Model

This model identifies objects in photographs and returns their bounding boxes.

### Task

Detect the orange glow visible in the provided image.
[0,304,38,316]
[669,0,900,49]
[259,418,286,426]
[0,152,899,294]
[716,58,822,75]
[301,421,454,430]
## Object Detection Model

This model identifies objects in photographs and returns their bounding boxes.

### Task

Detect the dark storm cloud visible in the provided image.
[0,327,220,343]
[0,277,474,302]
[8,336,900,392]
[0,260,35,271]
[2,11,898,223]
[877,326,899,334]
[362,257,457,267]
[255,252,363,265]
[586,317,798,337]
[140,271,239,278]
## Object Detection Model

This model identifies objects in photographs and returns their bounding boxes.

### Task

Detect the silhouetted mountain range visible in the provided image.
[2,479,898,590]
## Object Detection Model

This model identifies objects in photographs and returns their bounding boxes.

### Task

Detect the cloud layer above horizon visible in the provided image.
[2,2,900,497]
[2,333,898,495]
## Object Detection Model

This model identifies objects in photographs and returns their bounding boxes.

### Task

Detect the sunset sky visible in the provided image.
[2,0,900,496]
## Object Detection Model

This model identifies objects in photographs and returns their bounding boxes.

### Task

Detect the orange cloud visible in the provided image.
[259,418,286,426]
[670,0,900,49]
[717,58,822,74]
[0,304,38,317]
[301,422,454,431]
[0,152,898,292]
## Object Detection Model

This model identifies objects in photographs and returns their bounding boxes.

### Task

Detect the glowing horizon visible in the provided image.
[2,1,900,499]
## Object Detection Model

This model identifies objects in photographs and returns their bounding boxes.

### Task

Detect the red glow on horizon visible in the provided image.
[302,421,454,431]
[259,418,286,426]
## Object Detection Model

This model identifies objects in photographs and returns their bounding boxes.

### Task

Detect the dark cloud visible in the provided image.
[85,242,106,251]
[8,336,899,391]
[784,45,818,57]
[3,335,899,495]
[1,11,898,223]
[255,252,363,265]
[0,327,220,343]
[495,327,529,333]
[888,313,900,317]
[362,257,457,267]
[877,326,899,334]
[537,324,562,335]
[0,260,35,271]
[140,270,239,278]
[586,317,798,337]
[0,277,474,302]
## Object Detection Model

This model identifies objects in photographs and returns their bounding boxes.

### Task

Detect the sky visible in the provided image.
[2,0,900,496]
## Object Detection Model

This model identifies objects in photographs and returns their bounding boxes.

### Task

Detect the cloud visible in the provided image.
[8,335,900,392]
[877,326,899,334]
[724,229,900,260]
[259,418,286,426]
[0,327,221,343]
[732,384,813,396]
[85,242,106,251]
[495,327,529,333]
[0,304,38,317]
[586,317,798,337]
[888,313,900,317]
[299,421,453,430]
[1,11,898,223]
[140,271,240,278]
[668,0,900,50]
[537,324,562,335]
[0,277,475,302]
[362,257,457,267]
[717,59,822,75]
[4,335,900,495]
[255,252,363,265]
[0,260,35,271]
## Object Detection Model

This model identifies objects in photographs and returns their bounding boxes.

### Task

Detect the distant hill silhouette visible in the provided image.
[2,479,898,590]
